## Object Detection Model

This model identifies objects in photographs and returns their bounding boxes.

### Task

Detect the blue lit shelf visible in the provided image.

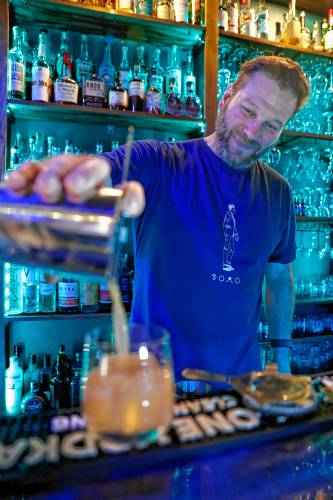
[4,312,113,323]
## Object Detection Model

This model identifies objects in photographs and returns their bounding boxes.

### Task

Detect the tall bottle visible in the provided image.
[75,34,93,102]
[4,263,23,315]
[310,21,324,51]
[145,49,164,114]
[256,0,269,39]
[190,0,204,25]
[32,30,51,103]
[52,344,72,378]
[98,38,115,103]
[174,0,188,23]
[70,354,82,408]
[5,355,23,416]
[324,9,333,53]
[21,29,32,100]
[50,354,71,410]
[166,45,182,96]
[239,0,256,37]
[155,0,174,21]
[219,1,229,31]
[119,45,133,91]
[55,31,70,79]
[39,354,52,402]
[79,280,99,313]
[128,64,145,111]
[285,0,300,45]
[7,26,26,100]
[54,51,78,104]
[23,353,39,394]
[98,281,112,312]
[22,267,39,314]
[108,71,128,110]
[227,0,239,34]
[57,277,79,313]
[134,45,148,91]
[299,11,311,49]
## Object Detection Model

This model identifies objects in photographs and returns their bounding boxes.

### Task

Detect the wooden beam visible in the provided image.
[204,0,219,136]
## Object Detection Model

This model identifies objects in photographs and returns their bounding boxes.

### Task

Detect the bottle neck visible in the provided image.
[80,38,89,61]
[121,47,129,66]
[103,43,112,65]
[38,35,47,59]
[170,47,178,67]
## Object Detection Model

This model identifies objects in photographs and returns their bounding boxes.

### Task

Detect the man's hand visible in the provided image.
[6,154,145,217]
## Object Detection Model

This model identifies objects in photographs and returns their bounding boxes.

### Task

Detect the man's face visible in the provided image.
[215,71,298,169]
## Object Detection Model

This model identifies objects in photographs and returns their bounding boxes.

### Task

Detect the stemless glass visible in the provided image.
[81,323,174,446]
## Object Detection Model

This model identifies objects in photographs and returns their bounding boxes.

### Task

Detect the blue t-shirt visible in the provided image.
[101,139,296,379]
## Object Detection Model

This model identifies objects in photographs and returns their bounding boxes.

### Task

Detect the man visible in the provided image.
[7,56,310,379]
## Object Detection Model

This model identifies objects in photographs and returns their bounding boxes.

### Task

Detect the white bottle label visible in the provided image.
[54,81,78,104]
[324,30,333,51]
[8,61,25,93]
[109,90,128,107]
[5,372,23,416]
[228,6,239,33]
[219,10,228,31]
[166,69,182,93]
[118,0,132,8]
[58,282,79,308]
[32,66,50,102]
[129,80,145,98]
[83,80,105,98]
[157,5,173,20]
[174,0,188,22]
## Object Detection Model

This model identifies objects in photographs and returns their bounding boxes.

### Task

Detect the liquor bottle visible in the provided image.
[324,9,333,53]
[4,263,23,315]
[219,1,228,31]
[21,29,32,100]
[46,136,56,157]
[21,382,48,416]
[39,354,51,402]
[145,73,163,113]
[7,145,20,177]
[52,344,72,378]
[119,254,132,311]
[227,0,239,34]
[239,0,255,37]
[166,45,182,96]
[108,71,129,110]
[275,21,282,42]
[22,267,39,314]
[23,353,39,394]
[79,280,99,313]
[183,80,202,118]
[155,0,174,21]
[28,135,37,161]
[55,31,70,79]
[96,141,104,154]
[64,139,74,154]
[256,0,269,39]
[183,51,196,95]
[82,64,105,108]
[174,0,188,23]
[72,352,82,373]
[70,360,81,408]
[50,355,71,410]
[165,77,183,116]
[119,45,133,91]
[284,0,300,45]
[134,0,152,15]
[128,65,145,111]
[190,0,204,25]
[75,34,93,102]
[98,38,115,103]
[7,26,26,100]
[149,47,164,92]
[13,344,25,369]
[57,277,79,312]
[34,131,44,160]
[117,0,133,12]
[98,281,112,312]
[54,51,79,104]
[299,11,311,49]
[310,21,324,51]
[32,30,50,103]
[5,355,23,416]
[39,272,57,313]
[15,130,25,163]
[134,45,148,91]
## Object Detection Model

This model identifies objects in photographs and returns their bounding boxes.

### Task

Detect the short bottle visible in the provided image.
[183,80,202,118]
[82,64,105,108]
[50,354,71,410]
[108,71,128,110]
[299,11,311,49]
[54,51,79,105]
[57,277,79,313]
[39,272,57,313]
[79,280,99,313]
[22,267,39,314]
[21,382,48,416]
[165,77,183,116]
[5,355,23,416]
[128,65,145,111]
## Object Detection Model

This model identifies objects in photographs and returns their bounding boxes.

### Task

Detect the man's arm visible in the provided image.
[263,262,295,373]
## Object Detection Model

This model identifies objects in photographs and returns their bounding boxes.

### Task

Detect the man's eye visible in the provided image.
[242,106,255,117]
[265,123,279,132]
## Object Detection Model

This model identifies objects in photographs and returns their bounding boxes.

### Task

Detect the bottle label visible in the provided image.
[219,10,228,31]
[119,0,132,8]
[129,80,145,98]
[156,5,173,20]
[324,30,333,51]
[99,282,111,304]
[257,12,269,35]
[23,283,39,313]
[145,89,162,113]
[32,66,50,102]
[54,81,78,104]
[7,265,23,314]
[23,397,44,416]
[166,69,182,93]
[135,0,152,14]
[83,79,105,99]
[109,90,128,107]
[80,282,98,306]
[40,283,56,296]
[119,70,131,89]
[228,6,239,33]
[8,61,25,93]
[174,0,188,22]
[58,282,79,308]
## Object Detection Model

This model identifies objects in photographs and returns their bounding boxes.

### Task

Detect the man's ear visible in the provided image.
[218,83,234,112]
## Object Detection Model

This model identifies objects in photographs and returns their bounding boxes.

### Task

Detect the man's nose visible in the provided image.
[243,120,261,141]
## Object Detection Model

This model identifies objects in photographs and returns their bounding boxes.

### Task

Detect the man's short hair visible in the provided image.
[232,55,310,113]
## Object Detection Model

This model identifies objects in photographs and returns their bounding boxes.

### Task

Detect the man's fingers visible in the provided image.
[115,181,145,217]
[63,157,111,203]
[6,161,46,195]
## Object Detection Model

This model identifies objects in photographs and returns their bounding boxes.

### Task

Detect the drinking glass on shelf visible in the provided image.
[266,146,281,170]
[81,323,174,446]
[217,42,232,100]
[323,111,333,136]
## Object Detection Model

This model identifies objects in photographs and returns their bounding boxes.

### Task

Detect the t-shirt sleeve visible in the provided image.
[268,184,296,264]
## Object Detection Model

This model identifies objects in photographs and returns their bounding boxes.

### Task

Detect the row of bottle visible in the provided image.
[219,0,333,53]
[7,27,202,117]
[258,314,333,342]
[5,344,82,416]
[5,254,133,315]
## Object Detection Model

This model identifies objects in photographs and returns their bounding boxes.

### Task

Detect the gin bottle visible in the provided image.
[8,26,26,100]
[22,267,39,314]
[39,271,56,313]
[5,356,23,416]
[75,34,93,102]
[129,65,145,111]
[82,64,105,108]
[134,45,148,91]
[256,0,269,39]
[98,38,115,102]
[165,77,183,116]
[108,71,128,110]
[21,29,32,100]
[54,51,79,104]
[32,30,51,103]
[166,44,182,96]
[119,45,132,90]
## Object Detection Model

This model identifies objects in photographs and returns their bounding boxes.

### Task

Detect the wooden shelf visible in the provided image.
[269,0,331,18]
[10,0,205,49]
[281,130,333,142]
[296,217,333,223]
[7,100,205,137]
[219,29,333,60]
[4,312,113,322]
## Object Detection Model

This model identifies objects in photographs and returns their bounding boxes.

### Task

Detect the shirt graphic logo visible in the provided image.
[222,204,239,272]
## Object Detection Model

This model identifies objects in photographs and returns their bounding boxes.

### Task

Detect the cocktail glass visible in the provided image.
[81,323,174,446]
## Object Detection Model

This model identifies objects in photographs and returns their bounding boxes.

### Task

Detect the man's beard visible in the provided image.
[215,105,272,170]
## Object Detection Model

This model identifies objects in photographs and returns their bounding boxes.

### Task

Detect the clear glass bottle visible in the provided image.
[55,31,70,79]
[39,353,51,402]
[310,21,324,51]
[145,74,163,113]
[32,30,51,103]
[75,34,93,102]
[117,0,133,12]
[129,64,145,111]
[35,132,44,160]
[98,38,115,103]
[46,136,56,157]
[22,267,39,314]
[219,1,228,31]
[54,51,79,104]
[82,64,105,108]
[119,45,133,91]
[23,353,39,394]
[4,263,23,315]
[21,381,48,415]
[183,51,196,95]
[174,0,188,23]
[324,9,333,53]
[96,141,104,153]
[149,47,164,92]
[79,280,99,313]
[155,0,174,21]
[7,26,26,100]
[108,70,128,110]
[299,11,311,49]
[21,28,32,100]
[285,0,300,45]
[98,281,112,312]
[165,77,183,116]
[135,0,152,15]
[166,44,182,96]
[15,130,25,163]
[256,0,269,39]
[183,80,202,118]
[57,277,79,313]
[227,0,239,34]
[5,355,23,416]
[239,0,255,37]
[13,344,25,369]
[39,272,57,313]
[134,45,148,91]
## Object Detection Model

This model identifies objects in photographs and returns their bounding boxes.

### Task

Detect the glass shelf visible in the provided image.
[219,30,333,60]
[7,100,205,137]
[281,130,333,143]
[295,297,333,304]
[259,334,333,345]
[4,312,113,323]
[10,0,205,49]
[296,217,333,223]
